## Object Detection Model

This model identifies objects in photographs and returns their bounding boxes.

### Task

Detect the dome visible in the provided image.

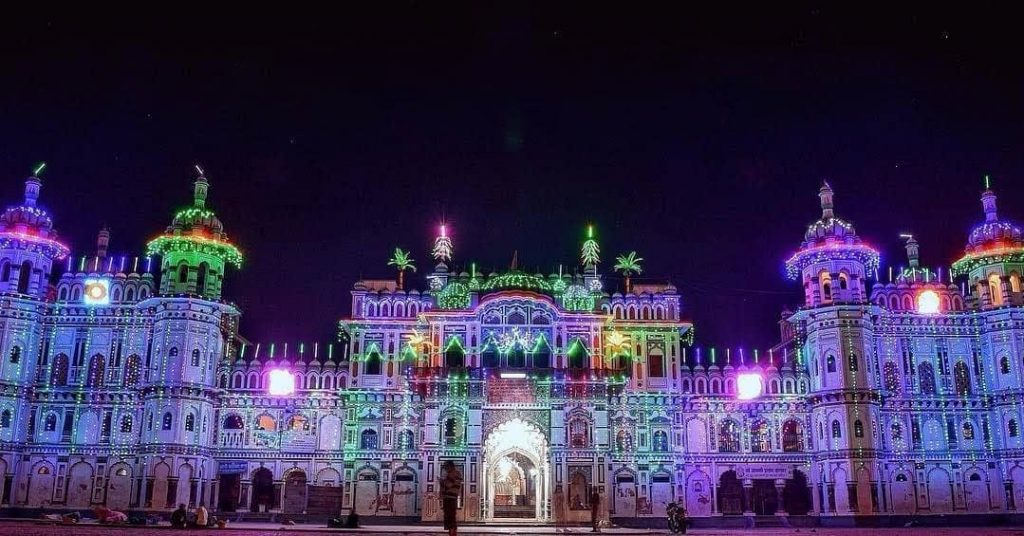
[480,271,554,293]
[784,182,879,279]
[952,187,1024,276]
[164,176,226,240]
[0,176,69,260]
[146,174,243,268]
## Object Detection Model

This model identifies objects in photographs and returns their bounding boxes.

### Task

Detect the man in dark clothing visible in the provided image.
[590,486,601,532]
[170,504,187,529]
[440,461,463,536]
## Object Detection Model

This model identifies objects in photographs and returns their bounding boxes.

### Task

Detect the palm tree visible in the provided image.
[388,248,416,290]
[614,251,643,293]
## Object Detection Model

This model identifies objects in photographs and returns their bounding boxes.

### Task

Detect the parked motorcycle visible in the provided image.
[666,502,687,534]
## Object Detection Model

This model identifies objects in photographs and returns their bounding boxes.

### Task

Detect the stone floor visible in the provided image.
[3,520,1024,535]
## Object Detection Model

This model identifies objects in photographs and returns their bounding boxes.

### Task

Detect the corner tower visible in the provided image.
[951,180,1024,308]
[146,171,242,299]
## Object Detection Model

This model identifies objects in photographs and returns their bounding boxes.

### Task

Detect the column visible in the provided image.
[774,479,787,516]
[742,479,754,515]
[533,470,541,520]
[274,481,284,512]
[481,460,489,520]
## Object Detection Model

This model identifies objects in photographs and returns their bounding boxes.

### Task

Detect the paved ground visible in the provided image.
[2,521,1024,535]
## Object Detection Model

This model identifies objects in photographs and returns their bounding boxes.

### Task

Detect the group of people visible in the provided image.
[170,503,218,528]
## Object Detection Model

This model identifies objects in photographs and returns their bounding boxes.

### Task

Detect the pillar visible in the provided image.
[775,479,787,516]
[742,479,754,515]
[274,480,284,512]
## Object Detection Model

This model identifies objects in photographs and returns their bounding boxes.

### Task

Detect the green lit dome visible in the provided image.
[481,271,553,293]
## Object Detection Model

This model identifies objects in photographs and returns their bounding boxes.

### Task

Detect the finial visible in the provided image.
[193,164,209,209]
[899,233,919,268]
[818,181,834,220]
[981,175,998,222]
[23,163,45,207]
[97,227,111,259]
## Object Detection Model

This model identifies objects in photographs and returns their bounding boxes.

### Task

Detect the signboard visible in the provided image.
[219,461,248,474]
[734,464,792,480]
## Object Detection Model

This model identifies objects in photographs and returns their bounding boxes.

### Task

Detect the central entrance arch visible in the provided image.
[483,419,549,521]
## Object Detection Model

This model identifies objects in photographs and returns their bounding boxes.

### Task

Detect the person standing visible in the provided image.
[440,461,463,536]
[195,503,209,528]
[590,485,601,532]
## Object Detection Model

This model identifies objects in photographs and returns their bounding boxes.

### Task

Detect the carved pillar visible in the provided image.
[742,479,754,515]
[774,479,787,516]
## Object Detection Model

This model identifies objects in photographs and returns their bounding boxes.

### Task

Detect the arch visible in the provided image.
[86,353,105,387]
[120,414,133,433]
[397,428,415,450]
[989,273,1004,305]
[364,349,382,375]
[196,262,209,295]
[652,429,669,452]
[831,419,841,439]
[883,361,900,392]
[65,461,94,507]
[191,348,201,367]
[106,462,133,509]
[282,469,308,514]
[125,287,135,301]
[718,419,740,452]
[223,414,244,429]
[360,428,378,449]
[17,260,32,294]
[0,261,9,283]
[782,420,803,452]
[112,286,122,302]
[8,345,20,364]
[750,419,771,452]
[566,338,589,369]
[819,271,832,301]
[826,354,836,373]
[954,361,971,395]
[51,353,69,386]
[443,337,465,368]
[162,411,173,430]
[927,467,953,512]
[314,467,342,486]
[918,361,936,394]
[177,262,189,284]
[838,272,849,290]
[567,415,592,448]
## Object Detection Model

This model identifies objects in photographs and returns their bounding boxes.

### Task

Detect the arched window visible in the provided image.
[185,413,195,431]
[482,341,499,368]
[568,418,590,448]
[398,429,415,450]
[831,420,841,438]
[8,345,20,364]
[364,350,382,375]
[444,338,465,368]
[567,339,589,369]
[854,419,864,438]
[918,362,936,395]
[1000,355,1011,375]
[44,413,57,431]
[782,420,803,452]
[50,353,69,386]
[963,421,975,440]
[1011,273,1022,293]
[17,260,32,294]
[86,354,105,387]
[443,417,460,446]
[177,263,189,284]
[162,412,173,430]
[718,420,740,452]
[532,338,552,368]
[360,429,378,449]
[826,354,836,373]
[507,343,526,368]
[954,361,971,395]
[648,352,665,378]
[0,261,9,282]
[58,286,68,300]
[191,348,201,367]
[224,415,244,429]
[124,354,141,386]
[750,419,771,452]
[820,271,833,301]
[838,273,849,290]
[120,414,132,433]
[615,429,633,451]
[1009,419,1019,438]
[883,361,900,392]
[652,430,669,452]
[125,287,135,301]
[196,262,209,295]
[989,274,1003,305]
[0,409,10,428]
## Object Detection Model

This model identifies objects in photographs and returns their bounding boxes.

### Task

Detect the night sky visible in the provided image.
[2,6,1023,349]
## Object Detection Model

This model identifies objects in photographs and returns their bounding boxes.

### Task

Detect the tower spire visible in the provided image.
[431,222,453,264]
[900,233,919,268]
[818,181,834,220]
[97,227,110,259]
[981,175,998,222]
[193,165,209,209]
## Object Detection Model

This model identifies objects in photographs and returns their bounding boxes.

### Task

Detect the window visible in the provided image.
[44,413,57,431]
[918,362,936,395]
[820,271,832,301]
[224,415,244,429]
[365,351,382,375]
[532,338,552,368]
[838,273,849,290]
[162,412,173,430]
[360,429,378,449]
[854,420,864,438]
[0,262,8,282]
[615,429,633,451]
[569,418,589,448]
[648,353,665,378]
[1001,355,1011,375]
[782,420,803,452]
[963,421,975,440]
[17,260,32,294]
[444,339,465,368]
[482,342,499,368]
[120,415,132,433]
[567,339,588,369]
[443,417,460,446]
[124,354,141,386]
[191,349,201,367]
[883,361,900,392]
[989,274,1003,306]
[718,420,740,452]
[1009,419,1019,438]
[51,353,69,386]
[0,409,10,428]
[177,263,189,283]
[9,346,20,364]
[256,415,276,431]
[86,354,105,387]
[831,420,841,439]
[652,430,669,452]
[398,429,415,450]
[196,262,209,295]
[507,343,526,368]
[185,413,195,432]
[826,354,836,373]
[750,419,771,452]
[954,361,971,395]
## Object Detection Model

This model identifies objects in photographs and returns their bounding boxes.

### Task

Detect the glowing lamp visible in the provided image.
[737,373,763,400]
[917,290,940,314]
[267,369,295,396]
[500,372,526,379]
[83,278,111,305]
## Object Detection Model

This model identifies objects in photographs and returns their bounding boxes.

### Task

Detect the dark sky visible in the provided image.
[2,6,1023,349]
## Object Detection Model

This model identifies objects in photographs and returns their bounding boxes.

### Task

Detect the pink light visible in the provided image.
[267,369,295,396]
[737,373,763,400]
[440,224,447,237]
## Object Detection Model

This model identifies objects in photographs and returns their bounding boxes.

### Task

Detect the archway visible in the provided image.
[964,471,989,512]
[28,463,55,506]
[889,471,915,514]
[283,469,308,514]
[392,469,417,516]
[250,468,275,512]
[484,419,549,521]
[106,464,132,510]
[353,467,380,515]
[66,462,94,507]
[751,480,778,515]
[783,469,811,515]
[717,470,743,515]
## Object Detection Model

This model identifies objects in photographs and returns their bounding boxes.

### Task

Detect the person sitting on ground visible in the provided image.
[170,503,188,529]
[195,503,209,528]
[344,511,360,528]
[94,506,128,524]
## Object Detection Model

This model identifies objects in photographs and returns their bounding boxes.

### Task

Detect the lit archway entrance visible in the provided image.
[483,419,549,521]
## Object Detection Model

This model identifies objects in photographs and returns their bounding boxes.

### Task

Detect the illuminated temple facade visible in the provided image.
[1,171,1024,524]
